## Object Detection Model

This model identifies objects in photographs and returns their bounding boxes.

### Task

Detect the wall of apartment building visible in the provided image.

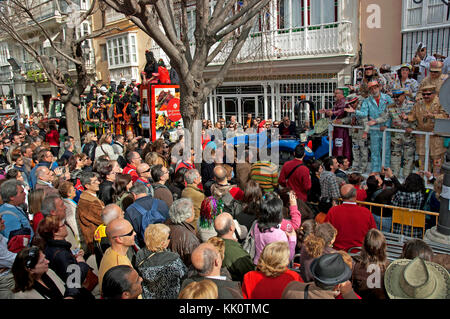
[91,9,152,84]
[360,0,403,68]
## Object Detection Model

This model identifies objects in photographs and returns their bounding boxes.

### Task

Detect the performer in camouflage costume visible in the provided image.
[336,94,369,173]
[368,89,416,177]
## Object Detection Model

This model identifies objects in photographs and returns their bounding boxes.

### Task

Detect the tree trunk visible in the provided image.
[64,101,82,151]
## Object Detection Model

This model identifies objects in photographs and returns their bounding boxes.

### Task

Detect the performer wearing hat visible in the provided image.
[391,63,419,102]
[346,81,394,173]
[320,88,352,161]
[367,89,416,177]
[408,84,449,176]
[336,94,368,173]
[356,64,386,98]
[417,61,448,101]
[411,42,437,83]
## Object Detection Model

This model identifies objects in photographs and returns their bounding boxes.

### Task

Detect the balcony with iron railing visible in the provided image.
[151,20,355,65]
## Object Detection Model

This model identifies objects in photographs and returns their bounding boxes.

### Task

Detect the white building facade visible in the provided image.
[0,0,95,117]
[401,0,450,63]
[151,0,360,124]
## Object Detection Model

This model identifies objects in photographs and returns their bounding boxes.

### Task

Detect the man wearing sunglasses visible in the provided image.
[417,61,447,101]
[367,89,415,178]
[97,218,138,296]
[408,84,449,175]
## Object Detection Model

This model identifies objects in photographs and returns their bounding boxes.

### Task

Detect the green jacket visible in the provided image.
[222,238,255,282]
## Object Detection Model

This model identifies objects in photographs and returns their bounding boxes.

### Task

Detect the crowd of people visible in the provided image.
[0,91,449,300]
[0,43,449,300]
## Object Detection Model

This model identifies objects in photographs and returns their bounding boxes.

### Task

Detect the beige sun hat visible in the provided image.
[384,257,450,299]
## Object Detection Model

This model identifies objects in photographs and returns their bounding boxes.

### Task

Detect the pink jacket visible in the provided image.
[253,205,301,265]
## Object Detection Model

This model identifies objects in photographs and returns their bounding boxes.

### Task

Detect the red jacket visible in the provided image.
[242,269,303,299]
[278,159,311,202]
[324,203,376,251]
[45,130,60,147]
[123,164,139,183]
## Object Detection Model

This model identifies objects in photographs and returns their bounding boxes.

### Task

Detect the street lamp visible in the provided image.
[7,57,23,131]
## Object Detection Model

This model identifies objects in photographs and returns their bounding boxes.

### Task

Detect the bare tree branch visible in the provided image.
[206,32,234,64]
[214,0,270,40]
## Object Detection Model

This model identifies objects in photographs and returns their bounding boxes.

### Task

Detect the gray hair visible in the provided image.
[102,204,123,225]
[184,169,199,185]
[0,179,21,203]
[35,166,48,179]
[129,183,149,196]
[41,194,62,216]
[341,187,357,200]
[169,198,193,224]
[215,217,233,237]
[197,248,218,276]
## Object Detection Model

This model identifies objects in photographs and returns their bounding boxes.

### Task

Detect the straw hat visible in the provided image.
[384,257,450,299]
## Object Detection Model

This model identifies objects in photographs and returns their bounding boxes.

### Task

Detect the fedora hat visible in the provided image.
[310,253,352,286]
[384,257,450,299]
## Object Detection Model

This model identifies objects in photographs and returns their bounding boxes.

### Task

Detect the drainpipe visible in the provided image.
[350,43,363,86]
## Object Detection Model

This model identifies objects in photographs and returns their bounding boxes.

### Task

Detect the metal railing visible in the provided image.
[353,200,439,240]
[329,123,441,173]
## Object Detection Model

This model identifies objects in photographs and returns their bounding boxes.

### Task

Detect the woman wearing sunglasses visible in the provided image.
[37,215,95,299]
[11,246,76,299]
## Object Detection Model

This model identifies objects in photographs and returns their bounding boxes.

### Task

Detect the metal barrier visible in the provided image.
[328,123,439,173]
[354,200,439,239]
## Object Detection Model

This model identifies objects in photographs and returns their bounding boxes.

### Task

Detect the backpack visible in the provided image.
[1,211,31,253]
[131,200,167,238]
[242,220,257,259]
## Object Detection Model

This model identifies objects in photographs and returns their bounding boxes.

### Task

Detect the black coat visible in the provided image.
[44,239,93,299]
[99,180,115,206]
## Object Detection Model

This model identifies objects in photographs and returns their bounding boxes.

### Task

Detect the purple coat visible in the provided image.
[332,98,352,160]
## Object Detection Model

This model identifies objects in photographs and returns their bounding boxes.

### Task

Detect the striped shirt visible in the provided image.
[250,161,279,193]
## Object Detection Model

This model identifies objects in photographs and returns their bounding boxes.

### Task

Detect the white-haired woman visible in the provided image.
[133,223,188,299]
[166,198,201,267]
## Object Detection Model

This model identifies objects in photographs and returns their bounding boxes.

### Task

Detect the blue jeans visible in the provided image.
[373,214,392,233]
[370,131,391,173]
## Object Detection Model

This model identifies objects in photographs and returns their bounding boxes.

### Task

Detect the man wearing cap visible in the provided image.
[282,253,360,299]
[367,89,416,178]
[392,64,419,102]
[411,42,436,83]
[408,84,449,175]
[336,94,368,172]
[356,64,386,98]
[347,81,394,173]
[417,61,448,100]
[320,88,352,160]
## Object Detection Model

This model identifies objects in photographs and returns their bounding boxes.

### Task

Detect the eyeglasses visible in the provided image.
[25,246,40,269]
[422,93,434,96]
[113,229,134,239]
